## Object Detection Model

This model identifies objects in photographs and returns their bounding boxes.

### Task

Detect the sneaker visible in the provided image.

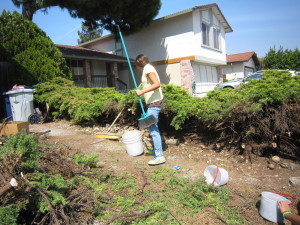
[148,156,166,166]
[145,149,155,155]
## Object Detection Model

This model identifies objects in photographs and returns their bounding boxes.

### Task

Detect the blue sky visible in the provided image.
[1,0,300,57]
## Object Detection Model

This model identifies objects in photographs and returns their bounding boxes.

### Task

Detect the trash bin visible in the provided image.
[2,92,13,121]
[5,88,35,122]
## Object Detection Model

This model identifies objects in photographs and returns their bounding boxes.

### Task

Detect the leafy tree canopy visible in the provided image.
[77,22,103,44]
[0,11,71,86]
[261,46,300,71]
[12,0,161,34]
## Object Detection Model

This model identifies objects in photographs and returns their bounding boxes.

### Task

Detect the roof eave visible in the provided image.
[208,4,233,33]
[61,54,130,63]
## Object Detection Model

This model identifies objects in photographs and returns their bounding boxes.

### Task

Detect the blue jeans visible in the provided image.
[147,105,164,157]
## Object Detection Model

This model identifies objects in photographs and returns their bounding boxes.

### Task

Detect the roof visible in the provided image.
[78,3,232,47]
[56,45,131,62]
[227,52,260,66]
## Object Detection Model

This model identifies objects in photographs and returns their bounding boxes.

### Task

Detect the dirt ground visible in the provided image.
[30,120,300,225]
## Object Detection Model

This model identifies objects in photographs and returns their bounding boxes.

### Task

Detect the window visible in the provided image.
[213,28,220,49]
[202,23,209,46]
[66,59,84,76]
[66,59,85,87]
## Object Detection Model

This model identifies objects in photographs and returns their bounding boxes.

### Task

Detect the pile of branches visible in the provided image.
[174,102,300,161]
[0,134,97,225]
[217,102,300,160]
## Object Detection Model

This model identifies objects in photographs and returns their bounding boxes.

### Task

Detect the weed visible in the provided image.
[150,166,173,182]
[74,153,99,168]
[0,205,19,225]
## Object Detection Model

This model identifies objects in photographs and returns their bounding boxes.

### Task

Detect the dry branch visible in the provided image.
[140,169,150,194]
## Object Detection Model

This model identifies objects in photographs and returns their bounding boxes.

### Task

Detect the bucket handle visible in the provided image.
[273,192,296,205]
[212,166,219,185]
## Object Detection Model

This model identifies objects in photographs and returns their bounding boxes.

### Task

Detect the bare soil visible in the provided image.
[30,120,300,225]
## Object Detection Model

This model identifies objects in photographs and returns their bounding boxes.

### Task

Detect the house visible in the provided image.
[56,45,133,92]
[222,51,260,80]
[78,3,233,96]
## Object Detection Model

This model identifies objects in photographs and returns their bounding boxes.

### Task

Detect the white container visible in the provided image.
[259,192,292,223]
[204,165,229,186]
[6,89,35,122]
[122,130,144,156]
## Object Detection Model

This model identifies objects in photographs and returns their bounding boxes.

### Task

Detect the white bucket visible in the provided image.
[204,165,229,186]
[122,130,144,156]
[259,192,292,223]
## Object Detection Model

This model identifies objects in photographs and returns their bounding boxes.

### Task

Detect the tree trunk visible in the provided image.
[21,1,57,21]
[22,3,35,21]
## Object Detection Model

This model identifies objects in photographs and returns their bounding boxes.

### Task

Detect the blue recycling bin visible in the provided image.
[2,92,13,121]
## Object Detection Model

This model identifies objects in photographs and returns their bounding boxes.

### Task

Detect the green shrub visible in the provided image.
[0,10,71,86]
[0,132,40,172]
[35,77,124,125]
[35,71,300,132]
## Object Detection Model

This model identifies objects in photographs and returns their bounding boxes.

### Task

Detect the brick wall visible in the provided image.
[180,60,195,95]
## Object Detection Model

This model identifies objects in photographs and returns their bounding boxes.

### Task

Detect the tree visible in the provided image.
[261,46,300,71]
[77,22,103,44]
[12,0,161,34]
[0,11,71,86]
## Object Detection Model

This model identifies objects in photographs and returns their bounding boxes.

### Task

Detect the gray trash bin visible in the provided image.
[5,89,35,122]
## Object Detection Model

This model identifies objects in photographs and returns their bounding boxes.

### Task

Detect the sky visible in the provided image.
[1,0,300,57]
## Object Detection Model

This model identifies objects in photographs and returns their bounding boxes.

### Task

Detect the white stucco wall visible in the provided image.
[222,58,256,80]
[223,63,244,80]
[244,59,256,68]
[124,13,195,61]
[85,35,116,53]
[156,63,181,85]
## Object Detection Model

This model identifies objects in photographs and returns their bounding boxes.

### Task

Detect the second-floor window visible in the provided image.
[202,23,209,46]
[213,27,220,49]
